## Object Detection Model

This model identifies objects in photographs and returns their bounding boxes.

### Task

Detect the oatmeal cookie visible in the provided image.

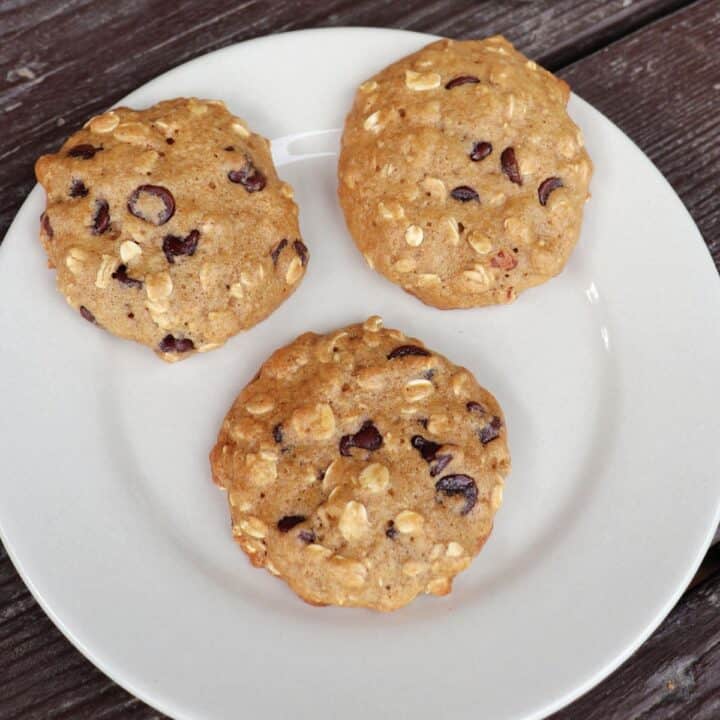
[210,317,510,610]
[338,36,592,308]
[35,98,307,361]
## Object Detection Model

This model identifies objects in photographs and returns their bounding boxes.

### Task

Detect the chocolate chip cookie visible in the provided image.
[338,36,592,309]
[210,317,510,611]
[35,98,308,361]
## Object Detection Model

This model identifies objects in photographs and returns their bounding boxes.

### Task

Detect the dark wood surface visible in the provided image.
[1,1,718,718]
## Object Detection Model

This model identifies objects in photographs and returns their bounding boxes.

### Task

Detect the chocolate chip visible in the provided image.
[538,176,563,206]
[490,250,517,270]
[436,474,478,515]
[479,416,502,445]
[79,305,96,323]
[166,138,175,145]
[92,199,110,235]
[385,521,398,539]
[127,185,176,225]
[339,435,353,456]
[298,529,316,544]
[277,515,305,532]
[339,420,383,456]
[69,179,89,198]
[411,435,453,477]
[228,158,266,192]
[423,369,436,380]
[466,401,486,415]
[431,454,453,476]
[270,238,288,265]
[470,141,492,162]
[293,239,309,266]
[68,144,101,159]
[224,145,235,151]
[450,185,480,202]
[501,147,522,185]
[162,230,199,263]
[353,421,383,450]
[272,423,284,444]
[158,334,194,353]
[387,344,431,360]
[41,213,53,238]
[111,264,143,289]
[445,75,480,89]
[411,435,441,462]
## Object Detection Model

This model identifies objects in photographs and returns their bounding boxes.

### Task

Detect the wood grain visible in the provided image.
[559,0,720,268]
[1,1,718,719]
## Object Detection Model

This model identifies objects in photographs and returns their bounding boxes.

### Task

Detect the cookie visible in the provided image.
[338,36,593,309]
[210,317,510,611]
[35,98,308,361]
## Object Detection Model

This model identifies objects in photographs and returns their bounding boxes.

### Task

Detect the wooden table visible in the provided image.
[1,1,718,717]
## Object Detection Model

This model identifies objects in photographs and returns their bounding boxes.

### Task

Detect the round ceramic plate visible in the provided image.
[1,27,719,720]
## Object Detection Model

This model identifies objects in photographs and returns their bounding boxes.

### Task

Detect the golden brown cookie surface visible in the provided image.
[210,318,510,611]
[36,98,307,361]
[338,37,592,309]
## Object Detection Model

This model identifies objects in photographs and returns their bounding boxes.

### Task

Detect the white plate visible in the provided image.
[1,27,719,720]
